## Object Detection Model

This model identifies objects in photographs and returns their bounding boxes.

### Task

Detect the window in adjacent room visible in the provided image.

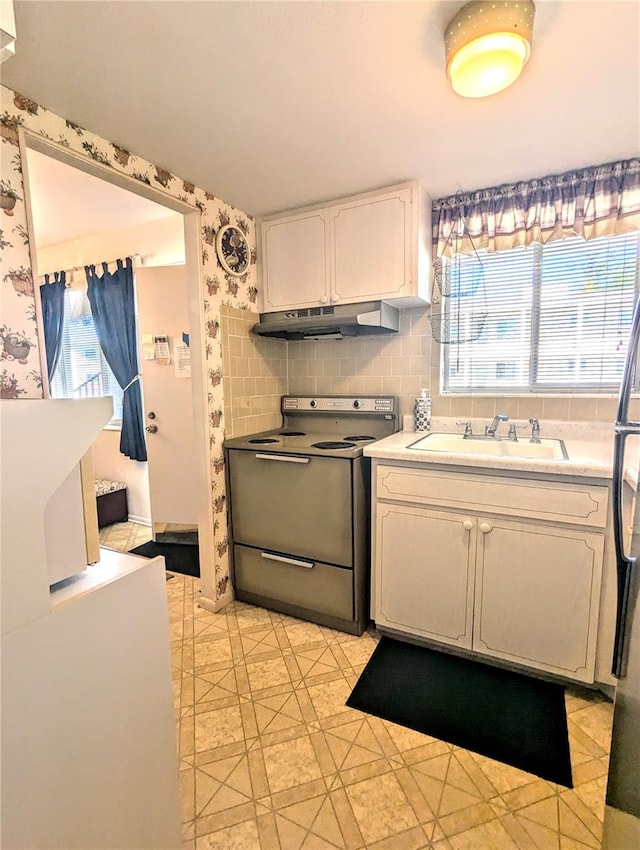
[49,287,123,424]
[441,230,640,394]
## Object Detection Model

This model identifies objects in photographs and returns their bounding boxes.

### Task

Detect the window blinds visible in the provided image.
[49,288,124,420]
[443,231,640,394]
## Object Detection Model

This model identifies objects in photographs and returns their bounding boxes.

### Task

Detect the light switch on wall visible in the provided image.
[141,333,155,361]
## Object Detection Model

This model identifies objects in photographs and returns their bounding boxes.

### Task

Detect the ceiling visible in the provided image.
[26,148,177,248]
[4,1,640,218]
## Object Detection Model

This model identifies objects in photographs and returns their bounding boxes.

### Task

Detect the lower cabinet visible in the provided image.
[473,516,604,679]
[376,503,476,649]
[372,463,607,683]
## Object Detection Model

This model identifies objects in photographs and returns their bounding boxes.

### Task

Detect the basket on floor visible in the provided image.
[95,479,128,528]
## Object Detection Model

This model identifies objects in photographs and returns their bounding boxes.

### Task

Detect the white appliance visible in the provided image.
[44,463,91,584]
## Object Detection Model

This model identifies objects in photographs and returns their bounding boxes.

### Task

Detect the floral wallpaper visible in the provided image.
[0,84,260,607]
[0,100,40,398]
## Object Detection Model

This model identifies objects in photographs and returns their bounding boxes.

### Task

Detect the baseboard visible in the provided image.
[597,682,616,701]
[129,515,152,526]
[199,591,232,614]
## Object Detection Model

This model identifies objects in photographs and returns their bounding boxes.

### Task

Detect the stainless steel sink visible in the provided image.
[408,432,568,460]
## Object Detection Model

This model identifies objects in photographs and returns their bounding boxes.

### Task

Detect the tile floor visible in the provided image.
[168,574,614,850]
[98,520,152,552]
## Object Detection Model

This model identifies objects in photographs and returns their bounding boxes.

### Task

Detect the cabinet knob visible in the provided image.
[480,522,492,534]
[320,295,328,304]
[462,520,473,531]
[331,292,341,303]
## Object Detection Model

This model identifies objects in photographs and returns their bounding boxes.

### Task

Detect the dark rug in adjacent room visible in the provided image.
[129,541,200,578]
[346,637,573,787]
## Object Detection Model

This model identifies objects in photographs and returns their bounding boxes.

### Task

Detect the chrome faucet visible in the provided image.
[457,420,473,438]
[529,418,541,443]
[508,423,527,442]
[485,413,508,437]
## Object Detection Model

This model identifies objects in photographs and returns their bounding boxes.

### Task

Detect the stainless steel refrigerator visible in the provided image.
[603,294,640,848]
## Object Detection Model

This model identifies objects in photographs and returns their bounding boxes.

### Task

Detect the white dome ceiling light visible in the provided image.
[445,1,536,98]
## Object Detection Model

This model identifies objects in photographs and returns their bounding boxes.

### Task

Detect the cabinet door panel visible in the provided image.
[228,450,353,567]
[375,504,475,648]
[474,518,604,682]
[261,211,329,310]
[376,465,609,529]
[331,188,412,303]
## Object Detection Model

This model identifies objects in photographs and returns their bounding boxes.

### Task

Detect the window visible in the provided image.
[441,231,640,394]
[50,288,123,423]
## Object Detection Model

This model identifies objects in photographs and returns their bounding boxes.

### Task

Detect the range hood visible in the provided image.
[251,301,400,340]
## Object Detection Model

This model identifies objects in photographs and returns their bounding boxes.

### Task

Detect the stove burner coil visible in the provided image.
[343,435,375,442]
[247,438,280,444]
[311,441,356,450]
[278,430,306,436]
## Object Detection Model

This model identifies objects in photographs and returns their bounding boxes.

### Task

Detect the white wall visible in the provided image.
[36,212,185,274]
[92,430,151,524]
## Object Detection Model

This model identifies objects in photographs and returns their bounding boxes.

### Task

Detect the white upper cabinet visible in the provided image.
[331,188,412,304]
[260,209,330,311]
[258,181,431,313]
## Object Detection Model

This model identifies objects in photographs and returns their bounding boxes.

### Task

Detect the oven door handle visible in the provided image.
[261,552,314,569]
[254,453,310,463]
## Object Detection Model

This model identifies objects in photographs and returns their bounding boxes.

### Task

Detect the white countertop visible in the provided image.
[50,547,163,609]
[365,417,618,480]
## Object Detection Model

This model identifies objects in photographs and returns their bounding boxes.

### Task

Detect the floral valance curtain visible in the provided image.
[432,159,640,258]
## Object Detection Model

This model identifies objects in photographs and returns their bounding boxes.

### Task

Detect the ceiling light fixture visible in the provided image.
[445,1,535,98]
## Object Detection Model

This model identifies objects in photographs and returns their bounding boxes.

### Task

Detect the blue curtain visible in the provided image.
[85,258,147,462]
[39,270,66,381]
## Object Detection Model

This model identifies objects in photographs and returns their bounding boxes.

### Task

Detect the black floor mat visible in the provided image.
[129,540,200,578]
[347,637,573,787]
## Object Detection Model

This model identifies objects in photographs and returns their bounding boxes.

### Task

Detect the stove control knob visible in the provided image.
[353,400,362,409]
[309,399,318,408]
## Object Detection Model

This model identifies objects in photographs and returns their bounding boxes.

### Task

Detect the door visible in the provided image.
[473,517,604,681]
[375,503,476,648]
[331,187,412,304]
[260,209,330,311]
[136,266,198,528]
[227,450,353,567]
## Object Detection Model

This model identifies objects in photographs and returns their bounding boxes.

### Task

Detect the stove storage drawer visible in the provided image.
[227,449,354,567]
[233,544,354,622]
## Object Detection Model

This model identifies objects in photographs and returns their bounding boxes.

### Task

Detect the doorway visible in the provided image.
[23,136,210,576]
[135,264,199,545]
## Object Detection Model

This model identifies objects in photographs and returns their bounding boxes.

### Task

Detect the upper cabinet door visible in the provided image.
[260,209,330,311]
[330,187,412,305]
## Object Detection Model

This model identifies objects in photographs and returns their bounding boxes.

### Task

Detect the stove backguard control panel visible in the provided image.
[282,396,395,413]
